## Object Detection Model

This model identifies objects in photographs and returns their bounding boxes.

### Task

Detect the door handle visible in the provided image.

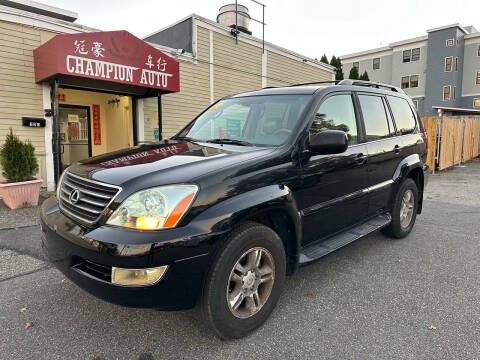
[394,145,400,154]
[355,153,367,164]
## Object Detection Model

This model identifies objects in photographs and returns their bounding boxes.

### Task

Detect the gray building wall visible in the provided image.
[424,27,465,116]
[390,45,427,98]
[343,54,393,84]
[341,24,480,117]
[461,40,480,96]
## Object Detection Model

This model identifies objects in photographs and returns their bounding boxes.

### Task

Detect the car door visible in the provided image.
[357,93,403,215]
[295,92,369,245]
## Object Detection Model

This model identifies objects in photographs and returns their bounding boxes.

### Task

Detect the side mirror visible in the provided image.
[308,130,348,155]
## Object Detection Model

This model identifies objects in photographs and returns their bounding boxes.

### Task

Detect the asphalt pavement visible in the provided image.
[1,159,479,360]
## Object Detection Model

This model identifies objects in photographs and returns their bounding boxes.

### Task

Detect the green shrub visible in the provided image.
[0,128,38,183]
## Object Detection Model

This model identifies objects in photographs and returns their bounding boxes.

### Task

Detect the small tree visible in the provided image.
[359,70,370,81]
[329,56,344,80]
[320,54,329,64]
[0,129,38,183]
[348,66,359,80]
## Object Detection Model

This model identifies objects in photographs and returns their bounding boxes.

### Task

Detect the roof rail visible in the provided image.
[337,79,405,94]
[288,80,340,87]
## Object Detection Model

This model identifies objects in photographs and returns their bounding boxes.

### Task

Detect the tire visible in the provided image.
[382,178,419,239]
[200,221,286,339]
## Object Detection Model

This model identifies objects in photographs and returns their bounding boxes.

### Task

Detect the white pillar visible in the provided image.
[42,83,55,192]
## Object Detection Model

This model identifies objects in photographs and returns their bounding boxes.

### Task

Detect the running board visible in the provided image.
[299,213,392,265]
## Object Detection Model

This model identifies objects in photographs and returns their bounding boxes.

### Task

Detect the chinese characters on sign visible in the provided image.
[92,104,101,145]
[66,39,173,89]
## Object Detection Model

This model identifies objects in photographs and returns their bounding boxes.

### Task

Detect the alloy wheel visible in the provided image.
[226,247,275,318]
[400,189,415,229]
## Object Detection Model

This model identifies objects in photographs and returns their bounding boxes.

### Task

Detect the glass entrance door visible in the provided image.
[59,105,91,172]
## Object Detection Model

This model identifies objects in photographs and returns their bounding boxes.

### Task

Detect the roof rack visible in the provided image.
[288,80,340,87]
[337,79,405,94]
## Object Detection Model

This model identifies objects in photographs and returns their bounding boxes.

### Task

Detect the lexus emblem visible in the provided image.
[69,189,81,204]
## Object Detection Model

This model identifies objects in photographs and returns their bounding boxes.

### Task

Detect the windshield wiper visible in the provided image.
[205,138,254,146]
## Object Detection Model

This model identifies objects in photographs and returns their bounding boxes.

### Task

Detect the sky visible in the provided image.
[38,0,480,61]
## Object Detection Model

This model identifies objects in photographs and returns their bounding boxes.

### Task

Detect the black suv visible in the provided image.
[41,80,428,339]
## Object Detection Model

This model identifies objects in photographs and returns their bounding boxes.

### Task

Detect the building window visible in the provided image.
[443,86,451,101]
[453,86,456,100]
[477,71,480,85]
[445,57,453,72]
[478,45,480,57]
[474,98,480,107]
[410,75,419,88]
[373,57,380,70]
[403,50,411,63]
[455,57,458,71]
[401,75,418,89]
[413,100,419,109]
[446,38,454,47]
[412,48,420,61]
[353,62,359,69]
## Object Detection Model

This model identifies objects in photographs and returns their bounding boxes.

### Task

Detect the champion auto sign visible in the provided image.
[34,30,180,93]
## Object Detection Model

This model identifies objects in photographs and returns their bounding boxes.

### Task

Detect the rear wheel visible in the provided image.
[382,178,418,238]
[201,221,286,339]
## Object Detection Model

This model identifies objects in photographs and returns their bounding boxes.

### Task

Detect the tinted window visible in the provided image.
[358,95,390,141]
[387,96,417,135]
[310,94,358,145]
[180,95,311,146]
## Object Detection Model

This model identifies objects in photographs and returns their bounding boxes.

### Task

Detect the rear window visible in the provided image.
[387,96,417,135]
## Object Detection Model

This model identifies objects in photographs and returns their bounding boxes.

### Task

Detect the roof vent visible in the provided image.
[217,3,252,35]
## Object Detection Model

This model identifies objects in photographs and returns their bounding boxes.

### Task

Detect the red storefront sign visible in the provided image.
[33,30,180,93]
[92,104,101,145]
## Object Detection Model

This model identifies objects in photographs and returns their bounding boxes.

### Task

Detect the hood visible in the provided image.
[67,140,273,187]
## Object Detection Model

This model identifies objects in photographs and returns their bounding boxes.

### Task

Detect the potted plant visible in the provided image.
[0,129,43,209]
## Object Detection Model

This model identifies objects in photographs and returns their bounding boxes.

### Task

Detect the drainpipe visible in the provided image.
[157,94,163,141]
[52,79,61,183]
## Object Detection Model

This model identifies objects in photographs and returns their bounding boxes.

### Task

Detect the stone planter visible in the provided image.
[0,178,43,209]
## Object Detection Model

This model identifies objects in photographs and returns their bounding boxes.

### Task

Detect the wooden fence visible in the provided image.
[421,116,480,171]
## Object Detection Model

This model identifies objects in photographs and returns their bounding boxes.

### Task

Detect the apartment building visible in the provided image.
[341,24,480,117]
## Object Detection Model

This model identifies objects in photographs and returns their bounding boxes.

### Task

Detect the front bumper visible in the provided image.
[40,196,217,310]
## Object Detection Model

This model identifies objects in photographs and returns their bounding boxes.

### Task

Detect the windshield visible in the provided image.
[176,95,312,146]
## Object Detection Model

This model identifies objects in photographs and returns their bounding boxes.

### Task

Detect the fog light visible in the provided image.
[111,266,168,286]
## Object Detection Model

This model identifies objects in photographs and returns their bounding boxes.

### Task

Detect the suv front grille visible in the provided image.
[58,172,121,225]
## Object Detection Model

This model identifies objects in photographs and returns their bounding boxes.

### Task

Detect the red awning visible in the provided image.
[34,30,180,95]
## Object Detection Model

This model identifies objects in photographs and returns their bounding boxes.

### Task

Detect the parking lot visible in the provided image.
[1,159,479,360]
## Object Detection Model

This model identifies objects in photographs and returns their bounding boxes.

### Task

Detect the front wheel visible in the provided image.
[200,222,286,339]
[382,178,418,238]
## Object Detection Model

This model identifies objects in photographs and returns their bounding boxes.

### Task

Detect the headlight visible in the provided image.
[106,185,198,230]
